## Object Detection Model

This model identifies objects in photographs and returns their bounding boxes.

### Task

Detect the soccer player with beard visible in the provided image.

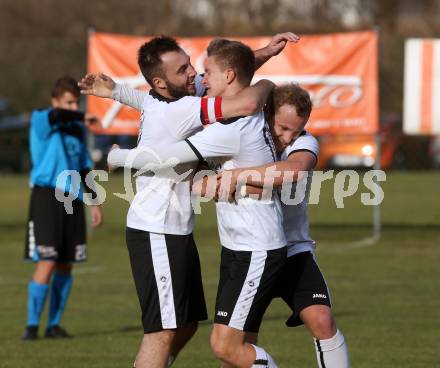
[105,39,290,368]
[80,33,298,368]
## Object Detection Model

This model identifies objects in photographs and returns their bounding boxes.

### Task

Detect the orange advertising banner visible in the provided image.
[87,31,378,135]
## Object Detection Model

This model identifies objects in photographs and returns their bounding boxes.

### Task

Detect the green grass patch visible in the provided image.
[0,172,439,367]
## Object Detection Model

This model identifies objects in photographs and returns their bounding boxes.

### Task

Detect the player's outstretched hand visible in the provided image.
[107,144,120,173]
[265,32,300,56]
[78,73,115,99]
[84,113,102,129]
[91,205,103,228]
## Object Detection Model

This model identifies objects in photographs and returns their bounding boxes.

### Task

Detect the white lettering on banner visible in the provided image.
[100,73,364,129]
[326,85,363,108]
[311,118,367,130]
[253,74,363,109]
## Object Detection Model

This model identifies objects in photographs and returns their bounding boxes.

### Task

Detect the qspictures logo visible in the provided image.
[53,147,386,218]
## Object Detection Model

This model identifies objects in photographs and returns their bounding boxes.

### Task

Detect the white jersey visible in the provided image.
[187,113,286,252]
[126,76,206,234]
[278,131,319,257]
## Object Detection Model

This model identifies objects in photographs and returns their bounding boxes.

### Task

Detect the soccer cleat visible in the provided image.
[44,325,72,339]
[22,326,38,341]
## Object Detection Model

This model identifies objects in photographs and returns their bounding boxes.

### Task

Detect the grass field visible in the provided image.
[0,171,439,367]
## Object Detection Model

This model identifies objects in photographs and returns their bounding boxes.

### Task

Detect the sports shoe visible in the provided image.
[44,325,72,339]
[22,326,38,341]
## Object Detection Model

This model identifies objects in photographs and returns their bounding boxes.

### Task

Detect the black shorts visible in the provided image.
[214,246,286,333]
[274,251,331,327]
[126,227,208,333]
[24,186,87,263]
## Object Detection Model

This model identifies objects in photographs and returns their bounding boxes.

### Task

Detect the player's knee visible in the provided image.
[33,261,57,283]
[36,260,56,271]
[159,330,176,344]
[210,331,223,358]
[210,331,234,362]
[311,311,336,339]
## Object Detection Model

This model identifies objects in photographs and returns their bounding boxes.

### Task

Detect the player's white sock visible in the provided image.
[251,344,278,368]
[314,329,350,368]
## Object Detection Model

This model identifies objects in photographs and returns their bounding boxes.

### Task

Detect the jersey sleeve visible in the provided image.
[112,83,149,111]
[80,127,93,170]
[284,131,319,159]
[164,95,223,140]
[107,120,240,170]
[30,108,54,139]
[165,96,204,140]
[49,109,85,125]
[186,123,240,161]
[107,142,199,169]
